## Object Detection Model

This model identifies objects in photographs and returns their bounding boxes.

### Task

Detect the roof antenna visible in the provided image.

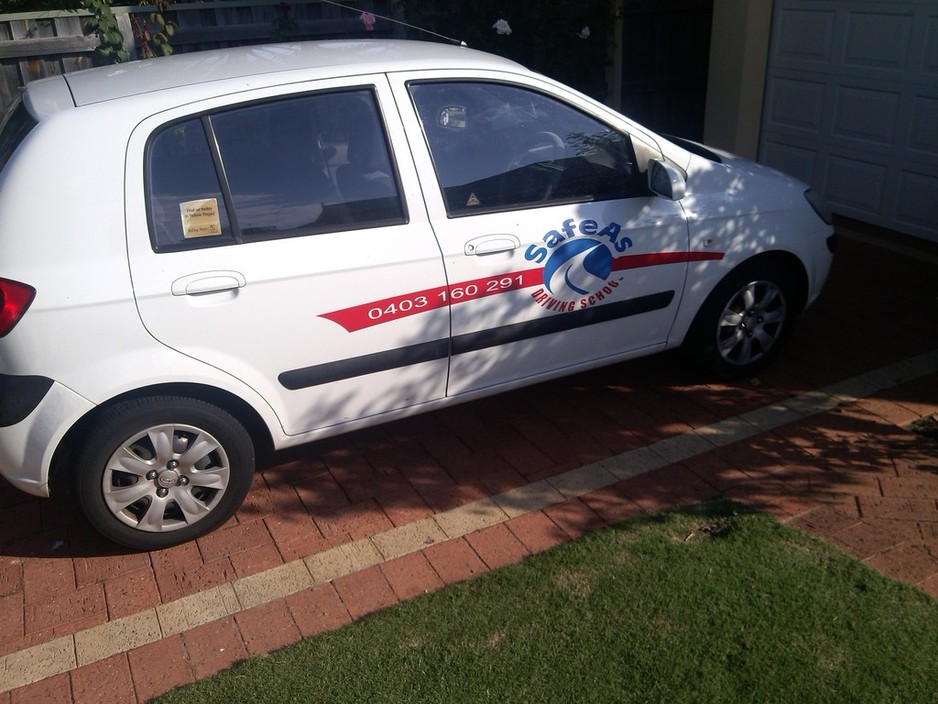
[319,0,468,46]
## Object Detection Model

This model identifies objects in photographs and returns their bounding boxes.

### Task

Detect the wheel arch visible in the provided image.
[679,248,811,380]
[725,249,809,314]
[49,382,274,494]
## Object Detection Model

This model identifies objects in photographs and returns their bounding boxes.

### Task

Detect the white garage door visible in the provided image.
[759,0,938,242]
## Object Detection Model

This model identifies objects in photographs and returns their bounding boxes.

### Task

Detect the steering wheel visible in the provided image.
[506,131,565,171]
[500,131,565,203]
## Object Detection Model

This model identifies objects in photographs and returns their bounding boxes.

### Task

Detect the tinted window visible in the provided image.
[147,118,235,250]
[409,82,648,216]
[0,101,37,174]
[146,89,405,252]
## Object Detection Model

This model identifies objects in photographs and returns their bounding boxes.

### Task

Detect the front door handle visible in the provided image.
[464,234,521,256]
[171,271,246,296]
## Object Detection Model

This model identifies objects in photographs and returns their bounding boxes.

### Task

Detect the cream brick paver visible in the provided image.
[371,518,449,560]
[601,445,670,479]
[74,610,161,666]
[434,497,507,538]
[157,583,240,637]
[304,539,384,584]
[738,403,809,431]
[693,418,760,445]
[490,480,566,517]
[232,560,314,610]
[0,636,76,692]
[647,432,718,464]
[547,463,619,499]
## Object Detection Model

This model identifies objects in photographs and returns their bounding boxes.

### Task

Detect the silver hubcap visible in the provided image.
[716,280,787,367]
[102,423,230,533]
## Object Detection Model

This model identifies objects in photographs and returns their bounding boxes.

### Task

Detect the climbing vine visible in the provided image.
[80,0,128,64]
[130,0,176,59]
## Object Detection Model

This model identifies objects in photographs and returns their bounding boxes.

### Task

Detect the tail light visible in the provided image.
[0,278,35,337]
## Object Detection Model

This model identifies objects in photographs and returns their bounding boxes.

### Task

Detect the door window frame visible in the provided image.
[144,85,408,253]
[406,78,654,219]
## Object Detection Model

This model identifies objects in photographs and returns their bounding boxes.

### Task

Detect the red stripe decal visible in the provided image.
[612,251,724,271]
[319,252,723,332]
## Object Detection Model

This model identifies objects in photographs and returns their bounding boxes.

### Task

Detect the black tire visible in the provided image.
[74,396,254,551]
[683,259,800,380]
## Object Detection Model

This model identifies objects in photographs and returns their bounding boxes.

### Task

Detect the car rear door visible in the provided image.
[125,77,450,437]
[390,72,696,397]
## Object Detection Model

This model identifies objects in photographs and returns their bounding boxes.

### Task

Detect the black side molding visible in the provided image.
[279,291,674,391]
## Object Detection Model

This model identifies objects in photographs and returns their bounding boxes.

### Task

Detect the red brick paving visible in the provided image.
[126,636,193,703]
[182,618,248,681]
[10,673,71,704]
[380,552,446,600]
[331,566,398,620]
[1,226,937,701]
[70,654,135,704]
[284,584,351,638]
[234,601,301,656]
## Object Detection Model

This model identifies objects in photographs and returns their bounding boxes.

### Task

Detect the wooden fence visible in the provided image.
[0,0,400,115]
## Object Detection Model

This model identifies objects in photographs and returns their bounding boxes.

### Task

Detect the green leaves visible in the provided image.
[80,0,128,64]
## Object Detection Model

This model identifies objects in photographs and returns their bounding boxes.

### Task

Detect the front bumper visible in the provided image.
[0,378,93,497]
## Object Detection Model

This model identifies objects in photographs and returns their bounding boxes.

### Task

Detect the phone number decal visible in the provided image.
[319,268,543,332]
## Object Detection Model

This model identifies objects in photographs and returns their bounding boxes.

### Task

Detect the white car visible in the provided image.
[0,40,835,550]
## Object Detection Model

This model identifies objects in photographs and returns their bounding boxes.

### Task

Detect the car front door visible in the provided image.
[125,78,450,437]
[392,74,696,397]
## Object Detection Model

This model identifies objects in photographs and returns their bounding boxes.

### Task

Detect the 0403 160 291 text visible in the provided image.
[318,268,544,332]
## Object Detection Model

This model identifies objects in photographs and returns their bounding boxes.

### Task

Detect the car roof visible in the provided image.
[21,40,526,119]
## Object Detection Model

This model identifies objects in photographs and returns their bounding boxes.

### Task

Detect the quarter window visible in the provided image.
[146,89,405,252]
[409,82,649,217]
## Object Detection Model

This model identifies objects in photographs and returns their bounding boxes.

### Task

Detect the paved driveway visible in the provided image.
[2,222,937,703]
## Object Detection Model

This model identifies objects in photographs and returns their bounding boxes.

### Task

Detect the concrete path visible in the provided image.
[1,223,937,703]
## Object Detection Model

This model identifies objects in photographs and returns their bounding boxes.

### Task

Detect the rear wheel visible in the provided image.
[74,396,254,550]
[684,260,800,379]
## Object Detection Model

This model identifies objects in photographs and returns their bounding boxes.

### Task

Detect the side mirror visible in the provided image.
[648,159,686,201]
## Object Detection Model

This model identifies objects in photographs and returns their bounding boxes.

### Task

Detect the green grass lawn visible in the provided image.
[157,501,938,704]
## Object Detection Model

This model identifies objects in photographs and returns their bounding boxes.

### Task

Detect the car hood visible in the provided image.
[677,140,810,217]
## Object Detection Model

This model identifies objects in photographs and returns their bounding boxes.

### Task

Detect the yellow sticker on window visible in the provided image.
[180,198,223,238]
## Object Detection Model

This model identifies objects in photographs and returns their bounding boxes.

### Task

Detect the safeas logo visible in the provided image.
[525,217,632,308]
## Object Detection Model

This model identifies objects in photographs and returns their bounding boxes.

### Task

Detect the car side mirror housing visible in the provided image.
[648,159,686,201]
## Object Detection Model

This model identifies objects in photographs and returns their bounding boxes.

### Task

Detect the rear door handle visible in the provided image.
[464,234,521,256]
[171,271,246,296]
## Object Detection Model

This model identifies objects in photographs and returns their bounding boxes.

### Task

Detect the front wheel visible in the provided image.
[74,396,254,550]
[684,260,800,380]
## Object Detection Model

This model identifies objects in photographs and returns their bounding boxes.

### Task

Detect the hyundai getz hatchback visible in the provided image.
[0,40,835,550]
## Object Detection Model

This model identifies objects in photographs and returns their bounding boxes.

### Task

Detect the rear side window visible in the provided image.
[0,101,38,174]
[146,88,405,252]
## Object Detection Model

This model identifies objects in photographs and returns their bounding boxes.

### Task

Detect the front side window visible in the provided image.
[409,81,649,217]
[146,89,405,252]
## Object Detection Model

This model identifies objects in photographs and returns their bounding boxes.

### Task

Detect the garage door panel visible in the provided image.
[826,155,887,215]
[910,95,938,154]
[762,0,938,243]
[844,12,914,71]
[763,76,826,134]
[897,171,938,232]
[775,8,837,65]
[832,86,900,145]
[760,140,818,186]
[927,18,938,74]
